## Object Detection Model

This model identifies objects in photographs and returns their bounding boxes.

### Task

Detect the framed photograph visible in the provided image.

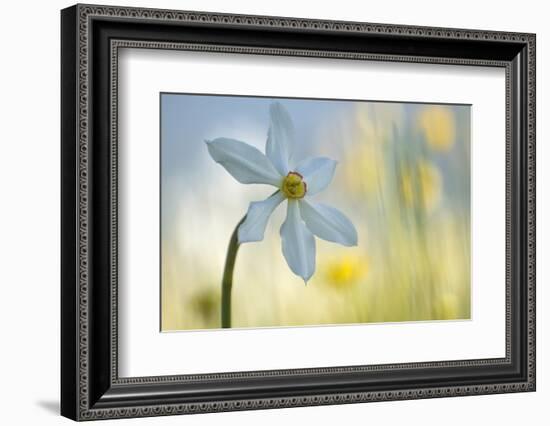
[61,4,536,421]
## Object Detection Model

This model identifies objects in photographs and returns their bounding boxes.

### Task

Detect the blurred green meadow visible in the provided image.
[161,94,470,331]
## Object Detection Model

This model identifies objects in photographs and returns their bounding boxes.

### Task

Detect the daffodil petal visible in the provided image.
[238,191,285,243]
[280,200,316,282]
[299,199,358,246]
[206,138,282,186]
[295,157,337,196]
[266,102,294,176]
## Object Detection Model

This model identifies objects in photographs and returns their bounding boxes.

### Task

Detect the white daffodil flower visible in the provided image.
[206,102,358,282]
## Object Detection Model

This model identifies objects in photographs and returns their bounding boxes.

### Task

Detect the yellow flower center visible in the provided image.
[281,172,307,199]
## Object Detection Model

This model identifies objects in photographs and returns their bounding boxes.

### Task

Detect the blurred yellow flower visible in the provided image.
[400,160,442,212]
[323,254,368,288]
[418,106,456,152]
[191,288,219,322]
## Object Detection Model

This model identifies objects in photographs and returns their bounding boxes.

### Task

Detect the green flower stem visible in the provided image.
[221,215,246,328]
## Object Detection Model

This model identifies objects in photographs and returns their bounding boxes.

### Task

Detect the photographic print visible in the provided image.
[161,94,471,331]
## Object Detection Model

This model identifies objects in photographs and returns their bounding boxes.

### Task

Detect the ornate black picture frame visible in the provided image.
[61,3,536,421]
